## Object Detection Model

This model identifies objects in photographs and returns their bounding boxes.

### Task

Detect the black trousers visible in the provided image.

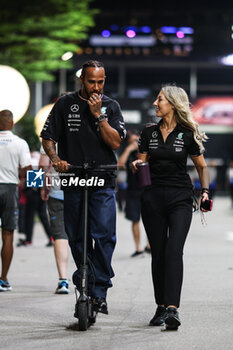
[24,189,52,243]
[141,186,193,308]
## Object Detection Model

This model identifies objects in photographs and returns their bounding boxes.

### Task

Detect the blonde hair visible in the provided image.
[161,85,208,152]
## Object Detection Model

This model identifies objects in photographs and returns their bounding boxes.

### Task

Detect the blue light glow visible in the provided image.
[110,24,119,31]
[178,27,194,34]
[161,26,177,34]
[126,26,138,32]
[161,26,194,34]
[141,26,152,33]
[101,30,111,38]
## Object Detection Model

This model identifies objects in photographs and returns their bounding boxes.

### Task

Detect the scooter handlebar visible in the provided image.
[69,164,117,171]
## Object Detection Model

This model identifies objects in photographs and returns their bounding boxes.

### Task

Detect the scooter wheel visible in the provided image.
[88,299,97,324]
[78,302,88,331]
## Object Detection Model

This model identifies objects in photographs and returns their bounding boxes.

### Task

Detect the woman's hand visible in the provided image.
[131,159,143,173]
[200,191,209,212]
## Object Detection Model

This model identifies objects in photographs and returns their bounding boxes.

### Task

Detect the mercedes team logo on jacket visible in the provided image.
[70,104,79,112]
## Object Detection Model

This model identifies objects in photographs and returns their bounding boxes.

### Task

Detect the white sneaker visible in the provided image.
[0,279,12,292]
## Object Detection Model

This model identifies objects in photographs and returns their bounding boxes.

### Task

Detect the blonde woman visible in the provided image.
[132,85,210,330]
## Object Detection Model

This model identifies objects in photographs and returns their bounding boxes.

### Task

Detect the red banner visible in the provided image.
[192,97,233,125]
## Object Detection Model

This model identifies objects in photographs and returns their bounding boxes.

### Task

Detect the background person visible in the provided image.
[132,85,210,330]
[0,110,31,291]
[41,60,126,315]
[16,178,27,245]
[228,161,233,208]
[39,146,70,294]
[17,150,53,247]
[118,129,150,257]
[115,171,127,212]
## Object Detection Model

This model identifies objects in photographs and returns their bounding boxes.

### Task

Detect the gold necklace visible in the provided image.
[161,124,176,133]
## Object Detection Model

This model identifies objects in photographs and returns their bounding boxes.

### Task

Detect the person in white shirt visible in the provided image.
[0,110,31,291]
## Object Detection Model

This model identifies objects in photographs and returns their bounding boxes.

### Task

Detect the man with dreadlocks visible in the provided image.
[41,60,126,316]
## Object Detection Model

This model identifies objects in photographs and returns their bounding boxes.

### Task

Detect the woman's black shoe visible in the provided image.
[144,246,151,254]
[130,251,143,257]
[149,306,166,326]
[164,307,181,330]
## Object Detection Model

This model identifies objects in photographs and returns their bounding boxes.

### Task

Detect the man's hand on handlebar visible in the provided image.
[52,160,70,173]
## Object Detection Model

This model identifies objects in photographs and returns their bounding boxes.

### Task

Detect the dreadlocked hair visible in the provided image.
[81,60,104,78]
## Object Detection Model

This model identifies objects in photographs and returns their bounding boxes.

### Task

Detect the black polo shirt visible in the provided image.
[41,92,126,189]
[138,121,202,188]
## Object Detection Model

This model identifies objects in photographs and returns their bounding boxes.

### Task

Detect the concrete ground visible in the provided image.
[0,196,233,350]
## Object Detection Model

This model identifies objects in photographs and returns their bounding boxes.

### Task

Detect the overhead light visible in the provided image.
[61,52,73,61]
[0,65,30,123]
[101,30,111,38]
[75,69,82,78]
[126,30,136,38]
[89,34,156,47]
[176,31,185,39]
[220,54,233,66]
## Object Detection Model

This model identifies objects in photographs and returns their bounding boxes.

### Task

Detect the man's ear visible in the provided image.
[10,120,14,130]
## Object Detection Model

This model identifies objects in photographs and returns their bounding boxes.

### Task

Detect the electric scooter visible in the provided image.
[69,162,117,331]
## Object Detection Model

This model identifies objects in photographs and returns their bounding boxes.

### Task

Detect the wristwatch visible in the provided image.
[97,114,106,122]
